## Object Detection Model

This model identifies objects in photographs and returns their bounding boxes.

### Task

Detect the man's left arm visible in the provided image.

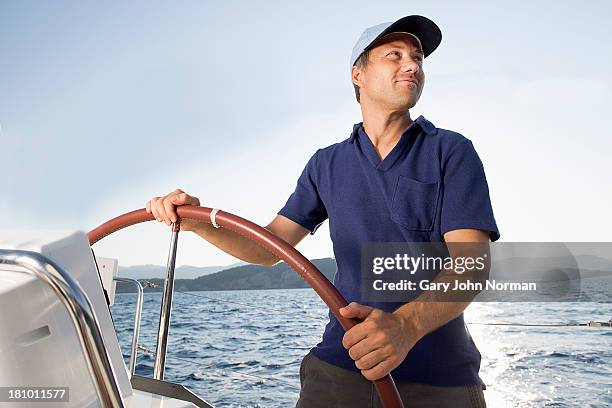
[340,228,490,381]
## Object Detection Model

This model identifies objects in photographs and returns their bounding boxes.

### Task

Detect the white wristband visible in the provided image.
[210,208,221,228]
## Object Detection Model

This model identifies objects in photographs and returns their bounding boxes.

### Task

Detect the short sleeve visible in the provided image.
[440,139,500,242]
[278,151,328,235]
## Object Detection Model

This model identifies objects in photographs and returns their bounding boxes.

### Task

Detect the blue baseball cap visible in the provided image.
[350,15,442,71]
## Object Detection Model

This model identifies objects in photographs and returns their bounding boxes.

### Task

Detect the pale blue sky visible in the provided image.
[2,1,611,266]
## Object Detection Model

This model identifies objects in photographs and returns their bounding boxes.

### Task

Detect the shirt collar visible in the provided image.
[348,115,435,143]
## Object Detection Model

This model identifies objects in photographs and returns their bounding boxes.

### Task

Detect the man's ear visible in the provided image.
[351,65,363,88]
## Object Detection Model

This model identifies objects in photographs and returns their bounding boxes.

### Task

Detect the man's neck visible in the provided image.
[360,105,414,161]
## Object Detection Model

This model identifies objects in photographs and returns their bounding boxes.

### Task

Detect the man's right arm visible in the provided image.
[146,189,310,266]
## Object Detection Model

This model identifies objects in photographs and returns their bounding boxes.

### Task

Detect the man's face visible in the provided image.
[353,33,425,110]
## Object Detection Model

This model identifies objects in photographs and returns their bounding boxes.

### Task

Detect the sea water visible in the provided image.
[111,289,611,407]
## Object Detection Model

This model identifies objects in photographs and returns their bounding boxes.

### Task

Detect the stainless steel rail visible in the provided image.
[153,223,180,380]
[113,277,144,376]
[0,249,124,408]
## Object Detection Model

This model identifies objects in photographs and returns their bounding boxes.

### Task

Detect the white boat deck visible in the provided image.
[0,230,209,407]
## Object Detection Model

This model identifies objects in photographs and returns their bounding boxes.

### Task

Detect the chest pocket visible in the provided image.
[390,175,440,231]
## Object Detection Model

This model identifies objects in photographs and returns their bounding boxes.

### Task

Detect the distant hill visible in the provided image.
[114,254,612,293]
[492,254,612,280]
[115,258,337,292]
[118,261,246,280]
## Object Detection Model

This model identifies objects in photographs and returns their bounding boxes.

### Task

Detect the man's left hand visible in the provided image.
[339,302,421,381]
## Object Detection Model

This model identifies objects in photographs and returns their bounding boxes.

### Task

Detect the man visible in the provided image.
[147,15,498,408]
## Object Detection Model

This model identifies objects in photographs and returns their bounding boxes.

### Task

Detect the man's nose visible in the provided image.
[401,58,420,74]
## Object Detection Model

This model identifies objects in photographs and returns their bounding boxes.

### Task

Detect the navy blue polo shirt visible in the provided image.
[278,115,499,386]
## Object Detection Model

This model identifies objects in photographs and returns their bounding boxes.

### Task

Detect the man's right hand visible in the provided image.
[145,189,312,266]
[146,189,201,231]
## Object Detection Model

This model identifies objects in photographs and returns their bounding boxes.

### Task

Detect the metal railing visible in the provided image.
[153,223,180,380]
[113,277,144,376]
[0,250,125,408]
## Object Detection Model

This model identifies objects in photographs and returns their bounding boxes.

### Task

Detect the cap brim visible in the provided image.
[366,15,442,58]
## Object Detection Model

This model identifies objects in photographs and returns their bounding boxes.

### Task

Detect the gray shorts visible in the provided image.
[296,352,487,408]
